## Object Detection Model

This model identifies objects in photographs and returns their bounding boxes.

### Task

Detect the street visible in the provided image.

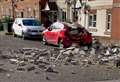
[0,33,120,82]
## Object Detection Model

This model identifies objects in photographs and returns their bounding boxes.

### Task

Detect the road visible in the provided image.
[1,33,120,82]
[0,33,53,49]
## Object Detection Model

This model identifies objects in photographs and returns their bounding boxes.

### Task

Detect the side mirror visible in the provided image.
[18,24,22,26]
[48,27,52,31]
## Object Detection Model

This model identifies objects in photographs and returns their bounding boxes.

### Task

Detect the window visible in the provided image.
[106,13,112,32]
[88,14,96,27]
[62,11,66,21]
[22,19,41,26]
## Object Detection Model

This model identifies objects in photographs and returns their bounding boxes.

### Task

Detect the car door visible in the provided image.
[49,25,62,45]
[44,25,55,44]
[14,19,22,36]
[13,19,20,36]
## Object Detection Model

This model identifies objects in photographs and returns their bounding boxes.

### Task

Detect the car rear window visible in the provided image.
[22,19,41,26]
[52,22,64,29]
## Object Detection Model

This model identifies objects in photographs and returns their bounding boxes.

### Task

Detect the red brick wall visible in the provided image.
[113,0,120,3]
[111,0,120,40]
[0,0,48,21]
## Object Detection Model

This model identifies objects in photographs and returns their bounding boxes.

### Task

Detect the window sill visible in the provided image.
[88,28,97,32]
[104,30,111,35]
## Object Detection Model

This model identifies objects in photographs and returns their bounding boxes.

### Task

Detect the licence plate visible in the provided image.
[31,32,37,35]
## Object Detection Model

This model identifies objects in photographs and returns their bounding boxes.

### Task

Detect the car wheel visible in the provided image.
[43,36,48,45]
[58,39,64,48]
[22,32,26,40]
[88,42,92,49]
[13,30,17,37]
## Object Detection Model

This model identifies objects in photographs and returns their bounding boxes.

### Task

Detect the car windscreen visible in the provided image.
[22,19,41,26]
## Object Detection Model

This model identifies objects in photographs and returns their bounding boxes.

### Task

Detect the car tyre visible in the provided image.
[43,36,48,45]
[22,32,26,40]
[88,42,92,49]
[58,39,64,48]
[13,30,17,37]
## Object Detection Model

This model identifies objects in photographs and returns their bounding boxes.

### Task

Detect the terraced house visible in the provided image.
[0,0,41,19]
[0,0,59,23]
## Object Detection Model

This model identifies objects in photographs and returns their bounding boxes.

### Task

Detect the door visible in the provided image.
[15,19,23,36]
[49,24,62,45]
[44,25,59,45]
[50,28,61,45]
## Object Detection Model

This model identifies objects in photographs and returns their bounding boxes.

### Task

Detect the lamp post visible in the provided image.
[82,0,90,27]
[38,0,41,21]
[74,0,82,16]
[74,0,82,23]
[65,0,82,22]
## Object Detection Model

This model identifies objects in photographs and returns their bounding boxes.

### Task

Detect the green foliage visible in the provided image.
[1,16,13,23]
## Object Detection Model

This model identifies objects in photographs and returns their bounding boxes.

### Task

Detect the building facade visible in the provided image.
[0,0,120,40]
[82,0,113,37]
[57,0,120,40]
[0,0,59,23]
[0,0,41,20]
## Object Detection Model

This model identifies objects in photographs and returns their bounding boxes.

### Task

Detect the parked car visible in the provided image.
[42,21,92,48]
[12,18,45,39]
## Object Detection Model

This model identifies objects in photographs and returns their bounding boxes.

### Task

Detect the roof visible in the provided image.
[52,22,64,29]
[15,18,37,20]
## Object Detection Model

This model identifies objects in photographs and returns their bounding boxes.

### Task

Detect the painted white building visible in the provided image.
[78,0,113,37]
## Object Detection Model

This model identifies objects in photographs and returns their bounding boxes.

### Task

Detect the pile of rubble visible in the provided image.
[1,39,120,72]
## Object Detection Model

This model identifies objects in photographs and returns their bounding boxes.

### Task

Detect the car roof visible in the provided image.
[52,21,64,28]
[15,18,36,20]
[63,22,78,29]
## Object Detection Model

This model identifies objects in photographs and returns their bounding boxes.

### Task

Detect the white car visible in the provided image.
[12,18,45,39]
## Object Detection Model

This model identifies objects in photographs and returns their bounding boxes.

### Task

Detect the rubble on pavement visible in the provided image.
[1,39,120,72]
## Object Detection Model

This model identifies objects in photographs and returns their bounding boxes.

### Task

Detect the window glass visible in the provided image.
[88,14,96,27]
[106,13,111,31]
[22,19,41,26]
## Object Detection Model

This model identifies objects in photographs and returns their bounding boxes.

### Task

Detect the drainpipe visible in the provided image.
[11,0,15,20]
[73,0,76,19]
[38,0,41,21]
[67,2,71,22]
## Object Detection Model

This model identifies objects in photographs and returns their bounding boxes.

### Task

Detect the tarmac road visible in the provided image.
[1,33,120,82]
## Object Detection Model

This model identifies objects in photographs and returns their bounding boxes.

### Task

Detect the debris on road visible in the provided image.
[0,39,120,73]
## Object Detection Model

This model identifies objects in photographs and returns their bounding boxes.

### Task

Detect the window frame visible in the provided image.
[88,13,97,27]
[106,12,112,32]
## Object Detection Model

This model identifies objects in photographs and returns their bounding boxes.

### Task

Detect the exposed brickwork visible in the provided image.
[111,0,120,40]
[0,0,48,21]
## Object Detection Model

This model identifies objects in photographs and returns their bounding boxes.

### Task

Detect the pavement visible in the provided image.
[95,80,120,82]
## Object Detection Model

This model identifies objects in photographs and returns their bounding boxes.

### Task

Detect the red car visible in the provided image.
[42,22,92,48]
